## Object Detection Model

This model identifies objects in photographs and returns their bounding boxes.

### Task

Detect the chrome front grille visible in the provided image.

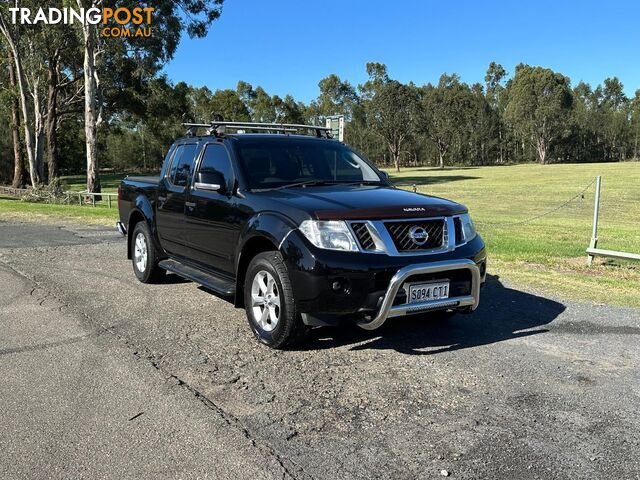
[347,215,470,256]
[351,222,376,250]
[384,219,445,252]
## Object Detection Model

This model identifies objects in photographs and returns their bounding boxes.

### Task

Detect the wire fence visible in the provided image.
[474,178,598,229]
[396,177,600,229]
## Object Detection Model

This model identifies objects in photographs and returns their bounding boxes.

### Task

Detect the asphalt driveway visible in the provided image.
[0,221,638,479]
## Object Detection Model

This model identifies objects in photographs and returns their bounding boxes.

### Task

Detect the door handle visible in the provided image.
[185,201,196,208]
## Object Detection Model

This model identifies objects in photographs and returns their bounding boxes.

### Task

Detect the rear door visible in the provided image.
[184,142,239,274]
[156,142,200,257]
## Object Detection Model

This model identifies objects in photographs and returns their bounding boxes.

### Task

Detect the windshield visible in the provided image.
[234,139,383,190]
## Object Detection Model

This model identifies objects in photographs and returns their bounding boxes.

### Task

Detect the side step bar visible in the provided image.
[159,259,235,297]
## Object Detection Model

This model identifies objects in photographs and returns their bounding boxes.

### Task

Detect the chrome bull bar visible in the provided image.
[357,259,481,331]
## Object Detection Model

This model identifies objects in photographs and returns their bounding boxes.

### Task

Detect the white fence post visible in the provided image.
[586,175,640,264]
[587,176,601,266]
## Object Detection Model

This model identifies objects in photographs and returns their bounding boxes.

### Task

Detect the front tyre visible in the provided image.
[131,222,165,283]
[244,252,308,349]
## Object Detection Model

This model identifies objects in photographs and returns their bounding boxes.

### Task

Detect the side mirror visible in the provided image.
[195,171,226,194]
[380,171,390,180]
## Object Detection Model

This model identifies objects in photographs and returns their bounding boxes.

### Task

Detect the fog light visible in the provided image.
[331,278,351,294]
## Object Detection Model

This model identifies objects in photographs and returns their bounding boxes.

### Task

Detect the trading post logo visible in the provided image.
[8,6,154,38]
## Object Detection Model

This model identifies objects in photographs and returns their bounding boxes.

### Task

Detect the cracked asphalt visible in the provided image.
[0,220,639,479]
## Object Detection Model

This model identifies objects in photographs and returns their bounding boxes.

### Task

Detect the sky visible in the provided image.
[162,0,640,102]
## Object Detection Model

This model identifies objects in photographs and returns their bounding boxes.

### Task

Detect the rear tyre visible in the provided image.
[244,251,308,349]
[131,222,165,283]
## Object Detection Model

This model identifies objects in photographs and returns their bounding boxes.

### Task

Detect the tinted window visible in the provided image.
[168,143,199,187]
[167,145,183,181]
[162,144,175,168]
[235,139,381,189]
[198,144,234,190]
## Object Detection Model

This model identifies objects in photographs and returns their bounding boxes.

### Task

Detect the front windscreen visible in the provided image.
[235,139,383,190]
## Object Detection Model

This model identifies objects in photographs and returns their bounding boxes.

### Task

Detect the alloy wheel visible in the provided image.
[250,270,280,332]
[134,232,148,273]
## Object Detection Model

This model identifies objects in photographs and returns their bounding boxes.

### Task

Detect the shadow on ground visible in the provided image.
[303,275,566,355]
[159,273,191,285]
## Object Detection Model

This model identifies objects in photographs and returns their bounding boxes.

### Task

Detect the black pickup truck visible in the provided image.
[117,121,486,348]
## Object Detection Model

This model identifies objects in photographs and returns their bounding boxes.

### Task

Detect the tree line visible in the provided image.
[1,4,639,192]
[0,0,225,192]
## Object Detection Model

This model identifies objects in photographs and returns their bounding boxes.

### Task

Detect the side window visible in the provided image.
[162,144,175,167]
[198,144,234,190]
[167,145,184,182]
[168,143,199,187]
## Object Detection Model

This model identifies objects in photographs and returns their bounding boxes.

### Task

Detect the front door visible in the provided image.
[185,142,238,274]
[156,142,200,257]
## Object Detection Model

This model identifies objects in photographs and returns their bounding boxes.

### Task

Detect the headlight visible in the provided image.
[460,213,477,241]
[299,220,358,251]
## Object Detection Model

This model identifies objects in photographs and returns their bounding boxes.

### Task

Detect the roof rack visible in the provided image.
[182,121,333,139]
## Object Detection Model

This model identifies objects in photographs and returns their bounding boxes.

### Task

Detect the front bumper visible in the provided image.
[281,230,486,328]
[356,259,480,330]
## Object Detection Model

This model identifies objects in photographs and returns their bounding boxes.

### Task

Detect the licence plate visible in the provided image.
[406,281,450,304]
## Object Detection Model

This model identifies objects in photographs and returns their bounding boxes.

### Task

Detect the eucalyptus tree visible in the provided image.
[0,48,14,184]
[236,81,256,118]
[251,86,277,122]
[312,73,368,150]
[418,74,473,169]
[600,77,630,161]
[0,0,83,186]
[314,73,357,120]
[484,62,507,163]
[571,81,597,162]
[75,0,225,194]
[360,63,417,171]
[504,64,573,164]
[468,82,499,165]
[0,1,42,185]
[42,16,83,181]
[209,89,251,121]
[631,90,640,159]
[1,41,26,187]
[188,86,214,122]
[273,94,306,124]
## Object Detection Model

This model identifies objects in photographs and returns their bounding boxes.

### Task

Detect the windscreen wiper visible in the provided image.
[271,180,339,190]
[337,180,384,186]
[257,180,381,192]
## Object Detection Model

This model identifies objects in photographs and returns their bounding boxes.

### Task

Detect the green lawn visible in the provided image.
[0,171,128,224]
[0,195,118,225]
[387,162,640,308]
[1,163,638,308]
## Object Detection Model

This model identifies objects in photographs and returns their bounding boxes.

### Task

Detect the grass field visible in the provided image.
[0,172,127,225]
[1,163,638,307]
[0,195,117,225]
[388,162,640,308]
